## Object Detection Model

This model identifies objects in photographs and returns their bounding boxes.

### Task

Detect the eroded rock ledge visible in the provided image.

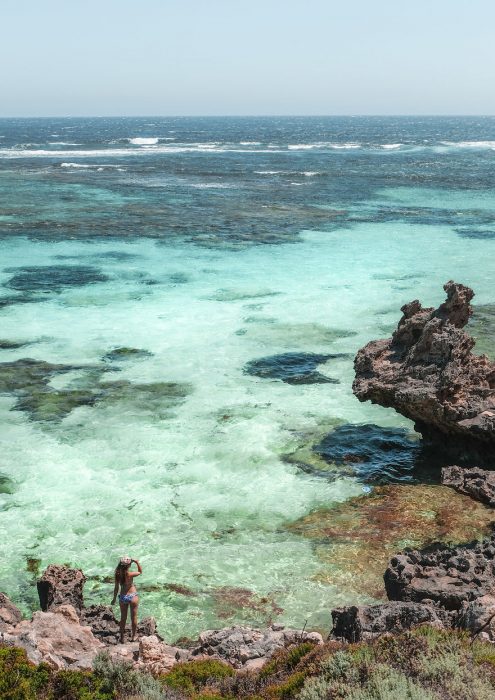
[353,281,495,462]
[0,565,322,672]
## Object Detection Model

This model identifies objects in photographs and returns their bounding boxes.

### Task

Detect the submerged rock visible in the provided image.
[245,352,344,384]
[288,484,494,598]
[331,602,446,643]
[312,423,434,484]
[0,339,30,350]
[0,357,190,422]
[353,281,495,463]
[103,347,153,362]
[209,587,284,626]
[442,465,495,507]
[469,303,495,359]
[4,265,109,293]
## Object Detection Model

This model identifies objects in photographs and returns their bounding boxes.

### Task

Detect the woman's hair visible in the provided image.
[115,560,130,585]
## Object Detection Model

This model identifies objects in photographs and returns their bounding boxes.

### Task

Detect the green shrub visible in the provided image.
[93,651,182,700]
[161,659,234,695]
[0,646,52,700]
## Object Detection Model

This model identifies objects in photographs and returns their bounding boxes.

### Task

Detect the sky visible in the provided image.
[1,0,494,117]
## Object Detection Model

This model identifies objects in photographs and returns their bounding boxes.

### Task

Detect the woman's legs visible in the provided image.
[119,602,128,643]
[130,596,139,641]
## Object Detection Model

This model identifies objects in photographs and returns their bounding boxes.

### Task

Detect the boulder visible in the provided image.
[353,281,495,463]
[4,605,103,670]
[442,465,495,506]
[37,564,86,613]
[137,635,186,673]
[190,624,322,669]
[385,532,495,610]
[0,592,22,631]
[331,602,446,642]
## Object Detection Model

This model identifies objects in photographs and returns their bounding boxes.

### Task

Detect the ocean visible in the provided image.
[0,116,494,640]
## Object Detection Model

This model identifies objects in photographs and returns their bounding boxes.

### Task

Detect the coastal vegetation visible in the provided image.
[4,626,495,699]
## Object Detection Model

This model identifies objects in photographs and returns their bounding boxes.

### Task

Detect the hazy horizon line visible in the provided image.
[1,113,495,120]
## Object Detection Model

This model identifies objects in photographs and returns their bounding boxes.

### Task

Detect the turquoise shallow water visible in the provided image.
[0,117,494,640]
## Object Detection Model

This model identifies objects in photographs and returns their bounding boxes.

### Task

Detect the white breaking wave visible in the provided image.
[239,141,262,145]
[128,137,160,145]
[190,182,236,189]
[49,142,83,146]
[440,140,495,149]
[60,162,125,170]
[381,143,402,150]
[254,170,320,176]
[288,142,361,150]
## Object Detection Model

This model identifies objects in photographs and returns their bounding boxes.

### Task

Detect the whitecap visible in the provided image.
[381,143,402,150]
[128,137,160,145]
[60,162,124,170]
[440,140,495,149]
[239,141,262,145]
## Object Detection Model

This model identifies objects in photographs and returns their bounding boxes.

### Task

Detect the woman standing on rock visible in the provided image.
[112,556,142,643]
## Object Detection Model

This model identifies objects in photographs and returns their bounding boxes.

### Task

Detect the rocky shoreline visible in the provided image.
[2,281,495,676]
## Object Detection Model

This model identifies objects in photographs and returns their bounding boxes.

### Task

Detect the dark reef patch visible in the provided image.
[307,423,444,484]
[0,357,190,423]
[0,474,15,495]
[167,272,189,285]
[455,228,495,240]
[0,340,31,350]
[4,265,109,293]
[244,352,345,384]
[103,347,153,362]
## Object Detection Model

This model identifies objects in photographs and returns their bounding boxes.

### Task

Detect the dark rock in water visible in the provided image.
[0,294,42,309]
[442,465,495,507]
[37,564,86,613]
[103,347,153,362]
[0,358,82,393]
[245,352,345,384]
[331,602,446,642]
[384,531,495,610]
[0,474,15,494]
[0,340,30,350]
[353,281,495,464]
[0,357,189,423]
[0,592,23,631]
[455,228,495,240]
[4,265,108,293]
[167,272,189,284]
[313,423,429,483]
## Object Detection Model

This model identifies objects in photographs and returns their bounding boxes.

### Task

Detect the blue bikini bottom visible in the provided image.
[119,592,138,604]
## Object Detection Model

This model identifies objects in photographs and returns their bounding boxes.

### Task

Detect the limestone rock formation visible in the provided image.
[137,635,187,674]
[384,532,495,610]
[442,465,495,506]
[0,592,23,631]
[353,281,495,462]
[37,564,86,613]
[3,605,104,670]
[331,602,446,642]
[190,624,323,669]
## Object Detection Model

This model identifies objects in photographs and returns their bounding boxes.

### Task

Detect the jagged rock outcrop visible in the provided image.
[190,625,323,669]
[442,465,495,506]
[384,531,495,611]
[331,602,447,642]
[353,281,495,462]
[2,605,104,670]
[0,592,22,631]
[37,564,86,613]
